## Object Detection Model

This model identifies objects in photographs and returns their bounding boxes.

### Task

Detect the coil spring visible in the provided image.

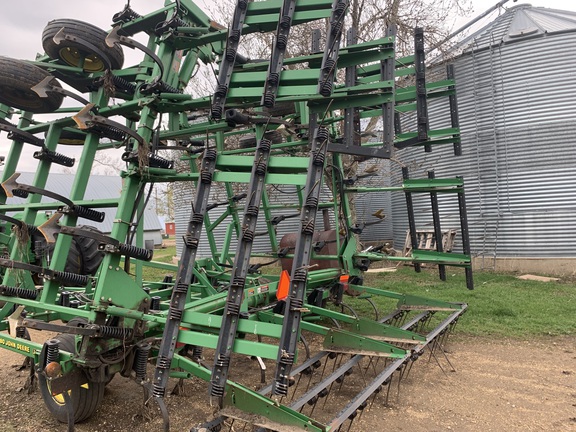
[150,296,161,310]
[210,382,225,397]
[12,189,29,199]
[152,383,165,398]
[316,127,329,142]
[143,287,150,295]
[307,395,318,405]
[191,213,204,224]
[323,59,336,73]
[0,285,38,300]
[45,339,60,366]
[134,342,151,380]
[183,235,199,249]
[93,124,126,141]
[70,300,80,308]
[246,205,259,217]
[169,308,183,321]
[293,268,307,282]
[215,84,228,97]
[231,276,245,289]
[279,352,295,365]
[157,81,183,94]
[157,355,171,369]
[174,282,188,294]
[204,148,217,161]
[229,29,241,42]
[312,150,326,166]
[319,387,329,398]
[301,220,315,235]
[276,35,288,50]
[172,17,188,27]
[320,81,333,97]
[99,326,134,339]
[280,16,292,29]
[331,20,343,37]
[305,196,319,208]
[71,205,106,223]
[273,381,289,396]
[225,47,237,62]
[192,346,203,361]
[34,149,75,167]
[259,138,271,152]
[215,353,230,368]
[267,72,279,85]
[148,154,174,169]
[27,225,41,237]
[290,297,304,309]
[113,6,141,23]
[15,326,26,338]
[227,303,240,316]
[263,92,275,108]
[200,170,213,184]
[242,229,254,243]
[117,243,153,261]
[334,0,347,16]
[54,271,89,286]
[211,104,223,120]
[112,75,136,94]
[255,161,267,176]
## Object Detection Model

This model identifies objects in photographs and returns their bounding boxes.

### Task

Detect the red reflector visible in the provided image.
[276,270,290,301]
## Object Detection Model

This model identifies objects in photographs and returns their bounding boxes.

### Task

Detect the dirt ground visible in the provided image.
[0,335,574,432]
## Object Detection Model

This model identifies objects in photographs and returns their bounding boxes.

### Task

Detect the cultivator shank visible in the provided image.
[0,1,471,431]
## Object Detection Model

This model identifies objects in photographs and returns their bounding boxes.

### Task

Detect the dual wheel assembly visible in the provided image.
[0,19,123,113]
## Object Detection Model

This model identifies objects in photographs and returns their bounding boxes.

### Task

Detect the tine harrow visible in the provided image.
[0,1,471,431]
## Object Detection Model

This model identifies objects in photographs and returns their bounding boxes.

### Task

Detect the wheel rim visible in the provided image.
[46,378,89,405]
[59,47,105,72]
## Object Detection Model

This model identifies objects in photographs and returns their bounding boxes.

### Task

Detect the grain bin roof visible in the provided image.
[458,3,576,53]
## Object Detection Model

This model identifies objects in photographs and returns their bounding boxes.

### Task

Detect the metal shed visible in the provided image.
[2,173,164,246]
[391,3,576,273]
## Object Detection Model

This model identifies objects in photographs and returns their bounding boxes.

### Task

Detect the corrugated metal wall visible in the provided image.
[174,170,336,258]
[391,29,576,260]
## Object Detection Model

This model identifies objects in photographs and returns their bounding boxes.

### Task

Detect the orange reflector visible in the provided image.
[276,270,290,301]
[339,274,349,282]
[176,326,186,348]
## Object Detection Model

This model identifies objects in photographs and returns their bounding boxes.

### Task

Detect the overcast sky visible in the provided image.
[0,0,574,173]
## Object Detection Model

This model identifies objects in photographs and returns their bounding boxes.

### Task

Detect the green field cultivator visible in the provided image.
[0,1,472,431]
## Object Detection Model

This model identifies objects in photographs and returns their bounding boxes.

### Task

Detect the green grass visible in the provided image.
[362,267,576,338]
[137,250,576,339]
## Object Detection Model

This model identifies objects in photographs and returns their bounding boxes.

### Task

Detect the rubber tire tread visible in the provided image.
[42,19,124,71]
[0,57,63,113]
[74,225,105,276]
[39,334,105,423]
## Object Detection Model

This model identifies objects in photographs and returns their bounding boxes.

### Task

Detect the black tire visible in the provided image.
[263,102,296,117]
[0,57,64,113]
[74,225,105,276]
[46,128,87,145]
[39,334,105,423]
[32,225,104,285]
[42,19,124,72]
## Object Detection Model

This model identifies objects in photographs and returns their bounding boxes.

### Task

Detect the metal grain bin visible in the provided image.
[391,4,576,271]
